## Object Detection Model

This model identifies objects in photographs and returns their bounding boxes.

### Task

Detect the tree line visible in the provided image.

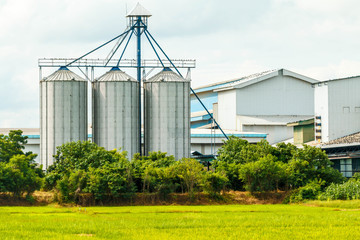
[0,131,349,203]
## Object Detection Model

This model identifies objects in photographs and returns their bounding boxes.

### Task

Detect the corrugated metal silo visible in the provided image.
[40,66,88,169]
[92,67,139,158]
[144,67,190,159]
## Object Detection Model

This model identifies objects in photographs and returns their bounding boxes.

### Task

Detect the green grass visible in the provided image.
[1,203,360,239]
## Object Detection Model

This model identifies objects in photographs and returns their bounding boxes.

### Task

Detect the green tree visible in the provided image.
[286,145,344,188]
[130,151,177,193]
[201,171,228,196]
[0,154,43,197]
[215,137,277,190]
[238,154,286,192]
[0,130,30,163]
[86,160,136,201]
[175,158,204,199]
[46,141,138,202]
[273,142,297,163]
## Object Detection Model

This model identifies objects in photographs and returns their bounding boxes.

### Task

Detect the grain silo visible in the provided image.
[40,66,88,169]
[92,67,139,158]
[144,67,191,159]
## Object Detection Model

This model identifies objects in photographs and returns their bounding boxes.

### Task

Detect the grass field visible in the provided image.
[1,203,360,239]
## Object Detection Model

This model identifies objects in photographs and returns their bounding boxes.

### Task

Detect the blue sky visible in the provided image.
[1,0,360,127]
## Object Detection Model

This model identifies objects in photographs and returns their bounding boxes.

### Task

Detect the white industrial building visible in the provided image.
[191,69,319,144]
[314,75,360,142]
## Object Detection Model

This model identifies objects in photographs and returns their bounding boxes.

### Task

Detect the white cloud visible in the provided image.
[1,0,360,127]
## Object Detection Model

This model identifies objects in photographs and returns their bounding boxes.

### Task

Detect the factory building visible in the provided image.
[314,75,360,142]
[191,69,319,144]
[321,133,360,178]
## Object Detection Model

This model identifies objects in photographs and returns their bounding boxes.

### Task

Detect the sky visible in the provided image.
[1,0,360,128]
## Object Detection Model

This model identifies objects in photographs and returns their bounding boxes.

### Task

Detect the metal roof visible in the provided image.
[192,70,276,93]
[215,69,318,92]
[127,3,152,17]
[146,68,189,82]
[42,67,85,82]
[322,132,360,146]
[96,67,137,82]
[239,115,315,126]
[192,69,319,93]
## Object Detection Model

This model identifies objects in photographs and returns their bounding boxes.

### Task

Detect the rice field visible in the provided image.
[1,203,360,239]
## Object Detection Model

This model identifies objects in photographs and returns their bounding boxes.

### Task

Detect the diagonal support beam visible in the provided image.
[144,29,228,140]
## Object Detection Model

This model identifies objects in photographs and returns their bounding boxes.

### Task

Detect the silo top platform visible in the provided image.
[127,3,152,17]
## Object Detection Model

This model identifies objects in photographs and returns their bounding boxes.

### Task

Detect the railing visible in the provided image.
[38,58,196,68]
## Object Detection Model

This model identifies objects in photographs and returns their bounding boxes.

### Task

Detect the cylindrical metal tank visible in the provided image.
[40,66,88,169]
[144,67,191,159]
[92,67,139,158]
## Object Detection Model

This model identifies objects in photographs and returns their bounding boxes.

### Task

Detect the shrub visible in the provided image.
[238,154,286,193]
[215,138,277,191]
[86,161,136,201]
[201,171,228,197]
[46,141,136,202]
[288,179,324,203]
[0,154,43,197]
[130,152,177,193]
[175,158,204,200]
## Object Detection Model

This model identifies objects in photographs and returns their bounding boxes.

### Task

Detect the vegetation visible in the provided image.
[320,176,360,200]
[1,204,360,239]
[0,130,43,197]
[0,131,351,204]
[214,137,345,193]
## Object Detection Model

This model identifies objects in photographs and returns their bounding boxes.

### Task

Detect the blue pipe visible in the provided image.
[136,17,142,156]
[116,29,135,67]
[105,30,130,66]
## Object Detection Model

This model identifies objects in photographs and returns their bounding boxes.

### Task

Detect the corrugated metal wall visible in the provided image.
[144,69,190,159]
[92,68,139,158]
[40,68,87,169]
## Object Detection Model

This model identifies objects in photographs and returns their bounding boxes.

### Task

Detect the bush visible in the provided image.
[238,154,286,193]
[86,161,136,201]
[46,141,136,202]
[215,138,275,190]
[175,158,204,200]
[0,154,43,197]
[288,179,324,203]
[130,152,177,193]
[201,171,228,197]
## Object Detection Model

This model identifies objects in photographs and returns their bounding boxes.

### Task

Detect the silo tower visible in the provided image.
[40,67,87,168]
[144,68,191,159]
[39,3,227,165]
[92,67,139,158]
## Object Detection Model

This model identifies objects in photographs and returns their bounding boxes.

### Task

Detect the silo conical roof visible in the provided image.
[127,3,152,17]
[43,66,86,81]
[147,68,189,82]
[97,67,137,82]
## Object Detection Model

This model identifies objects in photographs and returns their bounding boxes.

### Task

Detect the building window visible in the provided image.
[332,159,340,172]
[340,159,352,177]
[352,158,360,175]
